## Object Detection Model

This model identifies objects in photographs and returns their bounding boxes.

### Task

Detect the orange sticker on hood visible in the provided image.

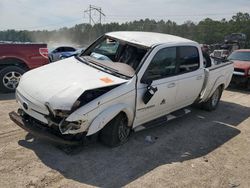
[100,77,114,84]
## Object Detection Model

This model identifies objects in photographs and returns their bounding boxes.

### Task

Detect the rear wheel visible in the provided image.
[202,87,222,111]
[99,113,131,147]
[0,66,26,93]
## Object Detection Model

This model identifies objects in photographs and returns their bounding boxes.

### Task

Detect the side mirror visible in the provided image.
[141,73,160,104]
[142,85,158,104]
[141,74,161,104]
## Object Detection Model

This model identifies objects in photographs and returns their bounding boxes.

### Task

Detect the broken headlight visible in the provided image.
[54,110,71,117]
[71,85,119,111]
[59,119,82,134]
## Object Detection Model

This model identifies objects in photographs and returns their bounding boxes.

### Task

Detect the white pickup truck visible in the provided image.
[9,32,233,147]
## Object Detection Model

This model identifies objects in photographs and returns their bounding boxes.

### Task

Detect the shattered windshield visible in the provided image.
[80,36,148,78]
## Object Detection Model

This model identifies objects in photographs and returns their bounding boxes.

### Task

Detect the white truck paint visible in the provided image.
[12,31,234,146]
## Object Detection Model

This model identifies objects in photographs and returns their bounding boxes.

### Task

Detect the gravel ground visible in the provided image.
[0,88,249,188]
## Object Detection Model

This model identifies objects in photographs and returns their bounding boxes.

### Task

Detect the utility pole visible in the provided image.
[84,5,105,25]
[89,5,91,25]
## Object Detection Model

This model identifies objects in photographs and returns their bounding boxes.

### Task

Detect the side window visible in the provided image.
[56,47,64,52]
[178,46,199,73]
[64,47,76,52]
[144,47,177,80]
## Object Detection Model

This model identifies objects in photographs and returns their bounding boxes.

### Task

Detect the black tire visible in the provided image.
[202,86,222,111]
[0,66,26,93]
[99,113,131,147]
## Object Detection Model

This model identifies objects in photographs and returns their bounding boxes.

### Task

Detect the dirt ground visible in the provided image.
[0,88,249,188]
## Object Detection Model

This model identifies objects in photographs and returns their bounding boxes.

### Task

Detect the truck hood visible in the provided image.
[18,57,128,110]
[233,60,250,70]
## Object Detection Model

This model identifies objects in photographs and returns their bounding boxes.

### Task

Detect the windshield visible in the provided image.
[48,48,56,53]
[228,51,250,61]
[80,36,148,78]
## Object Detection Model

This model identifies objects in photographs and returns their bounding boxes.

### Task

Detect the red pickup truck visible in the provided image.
[0,42,49,92]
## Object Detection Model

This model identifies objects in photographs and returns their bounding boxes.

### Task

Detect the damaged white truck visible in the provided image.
[9,32,233,147]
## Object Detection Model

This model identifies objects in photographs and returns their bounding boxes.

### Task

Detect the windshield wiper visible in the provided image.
[78,56,129,79]
[83,56,130,77]
[76,56,92,66]
[90,61,129,79]
[85,56,119,73]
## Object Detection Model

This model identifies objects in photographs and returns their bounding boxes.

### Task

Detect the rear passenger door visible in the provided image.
[175,46,204,108]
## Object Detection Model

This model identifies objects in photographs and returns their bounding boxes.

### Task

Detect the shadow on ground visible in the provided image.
[226,85,250,94]
[0,93,15,100]
[18,100,249,187]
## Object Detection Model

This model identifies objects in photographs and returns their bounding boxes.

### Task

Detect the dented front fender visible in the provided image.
[87,103,134,136]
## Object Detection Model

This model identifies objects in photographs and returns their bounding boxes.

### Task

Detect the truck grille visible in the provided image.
[16,91,49,123]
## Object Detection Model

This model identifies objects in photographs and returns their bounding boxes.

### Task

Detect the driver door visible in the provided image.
[134,46,178,126]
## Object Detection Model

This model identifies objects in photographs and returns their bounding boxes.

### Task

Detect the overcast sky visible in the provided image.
[0,0,250,31]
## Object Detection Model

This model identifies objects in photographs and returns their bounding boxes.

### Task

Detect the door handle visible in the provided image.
[196,75,203,80]
[168,83,176,88]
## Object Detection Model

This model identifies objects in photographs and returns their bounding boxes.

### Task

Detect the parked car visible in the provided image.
[9,32,233,147]
[227,49,250,89]
[49,46,76,62]
[59,48,85,60]
[0,42,49,93]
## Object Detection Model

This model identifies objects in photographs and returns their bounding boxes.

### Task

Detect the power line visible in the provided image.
[84,5,105,25]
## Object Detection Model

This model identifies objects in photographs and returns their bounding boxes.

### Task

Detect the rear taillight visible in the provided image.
[39,48,48,58]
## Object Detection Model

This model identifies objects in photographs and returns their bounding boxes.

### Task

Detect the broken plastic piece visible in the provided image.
[145,135,158,144]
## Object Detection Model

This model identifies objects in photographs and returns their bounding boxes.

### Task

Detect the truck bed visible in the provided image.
[199,60,234,102]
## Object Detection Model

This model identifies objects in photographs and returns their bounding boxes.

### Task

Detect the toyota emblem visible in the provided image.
[23,102,28,110]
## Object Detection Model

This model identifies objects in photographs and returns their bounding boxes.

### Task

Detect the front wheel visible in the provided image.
[99,113,131,147]
[0,66,26,93]
[202,87,222,111]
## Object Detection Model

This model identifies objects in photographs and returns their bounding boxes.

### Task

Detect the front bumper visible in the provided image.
[9,111,82,145]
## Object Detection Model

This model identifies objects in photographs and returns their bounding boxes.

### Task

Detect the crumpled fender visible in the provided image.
[87,103,134,136]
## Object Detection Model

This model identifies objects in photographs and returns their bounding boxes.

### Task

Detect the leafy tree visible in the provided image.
[0,12,249,47]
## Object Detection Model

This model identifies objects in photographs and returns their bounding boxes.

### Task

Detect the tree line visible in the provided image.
[0,12,250,47]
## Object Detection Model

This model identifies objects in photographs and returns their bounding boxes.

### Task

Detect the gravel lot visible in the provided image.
[0,88,249,188]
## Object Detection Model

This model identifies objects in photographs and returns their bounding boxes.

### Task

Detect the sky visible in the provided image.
[0,0,250,31]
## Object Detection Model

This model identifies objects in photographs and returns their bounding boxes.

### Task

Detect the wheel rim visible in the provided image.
[3,71,22,90]
[118,117,130,142]
[211,88,220,107]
